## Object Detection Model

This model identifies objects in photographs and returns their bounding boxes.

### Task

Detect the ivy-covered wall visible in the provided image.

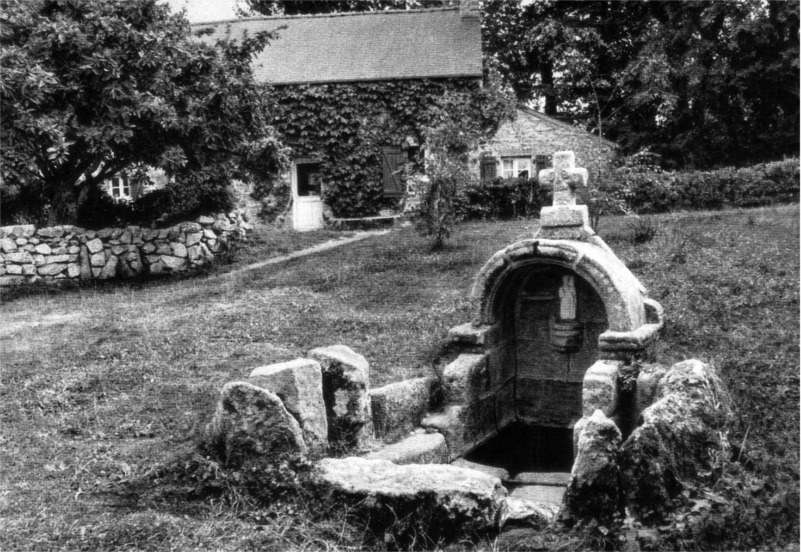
[263,78,513,217]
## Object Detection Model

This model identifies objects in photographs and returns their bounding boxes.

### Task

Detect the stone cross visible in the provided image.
[538,151,588,207]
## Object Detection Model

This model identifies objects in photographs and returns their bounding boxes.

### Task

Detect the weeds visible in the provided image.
[627,215,659,244]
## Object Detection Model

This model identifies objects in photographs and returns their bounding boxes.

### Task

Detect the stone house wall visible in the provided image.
[470,108,618,184]
[0,211,249,286]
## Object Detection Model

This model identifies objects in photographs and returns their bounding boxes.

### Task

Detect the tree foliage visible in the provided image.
[1,0,287,227]
[482,0,799,169]
[238,0,452,17]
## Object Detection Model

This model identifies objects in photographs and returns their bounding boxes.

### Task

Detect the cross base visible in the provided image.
[537,205,595,241]
[541,204,589,228]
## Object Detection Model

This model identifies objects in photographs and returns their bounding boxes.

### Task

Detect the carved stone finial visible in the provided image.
[536,151,594,240]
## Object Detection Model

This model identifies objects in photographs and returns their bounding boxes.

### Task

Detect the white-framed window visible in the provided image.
[110,175,131,198]
[501,157,532,179]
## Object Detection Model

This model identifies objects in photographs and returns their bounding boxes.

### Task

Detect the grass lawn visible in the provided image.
[1,205,798,550]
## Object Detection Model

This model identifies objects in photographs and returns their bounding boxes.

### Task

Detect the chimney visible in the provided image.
[460,0,480,19]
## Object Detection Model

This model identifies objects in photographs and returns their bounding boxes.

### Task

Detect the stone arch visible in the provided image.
[470,239,648,334]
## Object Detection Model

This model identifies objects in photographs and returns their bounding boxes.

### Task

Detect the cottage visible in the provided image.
[195,2,483,230]
[196,2,616,230]
[472,107,617,186]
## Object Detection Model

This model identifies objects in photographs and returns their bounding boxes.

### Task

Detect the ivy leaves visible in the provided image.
[266,78,514,217]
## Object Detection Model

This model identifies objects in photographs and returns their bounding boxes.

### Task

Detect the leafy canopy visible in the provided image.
[1,0,287,227]
[482,0,799,169]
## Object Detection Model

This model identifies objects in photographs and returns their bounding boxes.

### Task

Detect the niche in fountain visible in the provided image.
[444,151,664,477]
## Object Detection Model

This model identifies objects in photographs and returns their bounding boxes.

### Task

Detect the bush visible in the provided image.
[457,177,549,220]
[608,157,799,214]
[131,175,235,227]
[253,179,291,224]
[415,159,472,250]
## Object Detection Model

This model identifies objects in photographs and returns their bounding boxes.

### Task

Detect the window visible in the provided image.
[480,156,497,180]
[110,175,131,198]
[501,157,532,179]
[296,162,321,197]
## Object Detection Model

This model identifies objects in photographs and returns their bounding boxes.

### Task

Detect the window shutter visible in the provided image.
[480,156,497,180]
[381,146,405,198]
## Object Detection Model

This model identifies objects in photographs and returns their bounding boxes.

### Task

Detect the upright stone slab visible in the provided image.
[370,376,438,440]
[249,358,328,456]
[565,410,623,521]
[309,344,372,450]
[621,359,731,520]
[441,353,486,404]
[207,382,308,468]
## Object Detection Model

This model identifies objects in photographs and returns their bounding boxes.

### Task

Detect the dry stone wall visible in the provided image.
[0,211,249,286]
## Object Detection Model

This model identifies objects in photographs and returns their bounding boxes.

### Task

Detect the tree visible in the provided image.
[482,0,798,169]
[1,0,287,227]
[616,1,799,168]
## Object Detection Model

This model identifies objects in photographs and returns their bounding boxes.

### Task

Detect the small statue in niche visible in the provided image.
[558,275,577,320]
[551,274,583,354]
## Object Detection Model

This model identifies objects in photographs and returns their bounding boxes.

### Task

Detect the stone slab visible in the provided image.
[421,405,468,460]
[499,497,559,529]
[309,344,372,451]
[207,381,308,468]
[540,205,589,228]
[313,457,506,542]
[450,458,510,481]
[441,353,486,404]
[507,472,571,486]
[508,484,566,506]
[249,358,328,456]
[365,432,448,465]
[370,376,437,440]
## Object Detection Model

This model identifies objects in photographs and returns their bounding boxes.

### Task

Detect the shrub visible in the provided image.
[415,159,472,250]
[253,179,291,224]
[457,177,548,220]
[627,216,658,244]
[609,157,799,214]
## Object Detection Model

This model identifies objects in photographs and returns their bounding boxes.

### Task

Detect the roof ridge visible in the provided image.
[190,6,458,27]
[517,106,617,147]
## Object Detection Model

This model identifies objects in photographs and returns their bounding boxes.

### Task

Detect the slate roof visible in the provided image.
[193,8,482,85]
[518,107,618,148]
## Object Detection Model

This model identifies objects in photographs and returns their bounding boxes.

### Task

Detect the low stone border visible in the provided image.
[0,211,249,286]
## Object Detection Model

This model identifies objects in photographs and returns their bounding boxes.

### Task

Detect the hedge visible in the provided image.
[452,158,799,222]
[609,158,800,214]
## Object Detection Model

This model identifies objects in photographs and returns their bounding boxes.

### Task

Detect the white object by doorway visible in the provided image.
[291,159,324,231]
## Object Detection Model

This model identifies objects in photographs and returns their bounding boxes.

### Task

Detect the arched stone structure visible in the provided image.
[442,151,664,471]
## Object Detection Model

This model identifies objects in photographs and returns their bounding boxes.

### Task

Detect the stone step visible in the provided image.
[506,471,571,486]
[450,458,510,481]
[508,484,566,506]
[364,432,448,465]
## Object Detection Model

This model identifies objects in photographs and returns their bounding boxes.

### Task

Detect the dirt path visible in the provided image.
[214,229,392,279]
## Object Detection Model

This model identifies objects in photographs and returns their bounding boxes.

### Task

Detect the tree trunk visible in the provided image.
[541,62,558,116]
